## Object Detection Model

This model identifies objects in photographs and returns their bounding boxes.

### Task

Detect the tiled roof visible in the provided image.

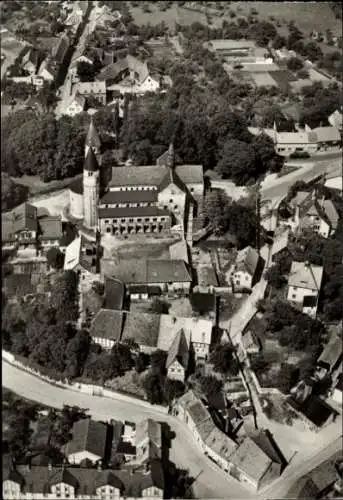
[328,109,342,129]
[135,418,162,453]
[207,39,255,51]
[71,91,86,109]
[108,165,203,189]
[288,261,323,291]
[313,126,341,143]
[229,437,273,483]
[90,309,124,341]
[147,259,191,283]
[98,206,169,219]
[249,430,284,466]
[68,177,84,195]
[38,216,63,240]
[276,131,318,144]
[196,418,216,442]
[103,277,125,310]
[10,462,164,496]
[205,427,237,461]
[198,266,218,287]
[121,311,161,347]
[2,202,38,239]
[177,389,198,409]
[187,400,211,427]
[306,458,338,492]
[66,418,107,459]
[321,199,339,230]
[100,189,158,205]
[169,240,189,263]
[318,335,342,369]
[166,329,189,369]
[53,36,69,65]
[235,246,260,276]
[97,55,149,84]
[158,168,186,194]
[158,315,212,349]
[84,147,99,172]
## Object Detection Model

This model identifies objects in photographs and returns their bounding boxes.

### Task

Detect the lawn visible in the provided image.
[113,241,171,260]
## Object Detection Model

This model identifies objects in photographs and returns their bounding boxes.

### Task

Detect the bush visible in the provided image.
[289,151,310,159]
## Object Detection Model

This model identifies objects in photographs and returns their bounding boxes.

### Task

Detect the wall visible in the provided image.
[69,189,84,219]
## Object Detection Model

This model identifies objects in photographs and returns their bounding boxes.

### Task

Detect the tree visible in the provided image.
[276,363,298,394]
[287,57,304,71]
[149,298,170,314]
[77,61,98,82]
[143,372,165,404]
[302,41,323,62]
[65,330,91,378]
[225,201,258,249]
[1,173,28,211]
[250,21,277,46]
[111,343,134,375]
[135,352,150,373]
[210,344,239,375]
[46,247,64,270]
[199,375,223,397]
[203,189,232,234]
[215,139,258,185]
[264,263,286,289]
[150,350,167,375]
[251,133,284,173]
[163,379,185,404]
[272,34,286,50]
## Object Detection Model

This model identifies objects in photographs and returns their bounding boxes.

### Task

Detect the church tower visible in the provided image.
[85,117,101,157]
[83,147,100,228]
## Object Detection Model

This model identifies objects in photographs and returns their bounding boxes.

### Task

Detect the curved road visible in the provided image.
[3,361,256,500]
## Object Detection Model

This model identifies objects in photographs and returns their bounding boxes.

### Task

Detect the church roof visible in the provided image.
[86,118,101,150]
[158,167,186,193]
[84,147,99,172]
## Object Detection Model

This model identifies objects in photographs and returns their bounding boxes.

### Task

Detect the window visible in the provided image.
[129,218,134,222]
[174,205,178,209]
[88,172,93,176]
[169,199,173,203]
[190,188,194,192]
[292,294,296,299]
[153,218,157,221]
[121,218,126,222]
[105,220,109,224]
[107,228,111,233]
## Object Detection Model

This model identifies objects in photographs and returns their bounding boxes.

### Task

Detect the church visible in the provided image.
[68,119,204,238]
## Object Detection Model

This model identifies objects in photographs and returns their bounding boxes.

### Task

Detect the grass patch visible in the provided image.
[113,241,171,260]
[277,165,300,178]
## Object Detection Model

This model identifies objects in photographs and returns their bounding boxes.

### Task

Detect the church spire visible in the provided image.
[85,117,101,157]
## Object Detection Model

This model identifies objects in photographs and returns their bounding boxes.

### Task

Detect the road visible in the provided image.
[2,361,256,500]
[261,154,342,200]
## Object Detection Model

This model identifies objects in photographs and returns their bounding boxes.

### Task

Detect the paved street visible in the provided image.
[3,361,256,500]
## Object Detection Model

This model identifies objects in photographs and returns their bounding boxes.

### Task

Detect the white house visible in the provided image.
[165,329,190,382]
[38,58,56,81]
[204,427,237,473]
[64,92,86,116]
[287,261,323,317]
[90,309,124,349]
[230,246,264,291]
[66,418,107,464]
[297,197,339,238]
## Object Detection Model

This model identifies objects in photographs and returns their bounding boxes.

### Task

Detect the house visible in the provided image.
[52,35,70,66]
[204,427,237,472]
[66,418,108,464]
[38,58,56,81]
[286,261,323,317]
[38,216,63,248]
[228,436,281,491]
[97,55,160,95]
[103,277,125,310]
[134,419,162,464]
[230,246,264,291]
[317,336,342,376]
[2,461,165,499]
[328,109,342,130]
[297,197,339,238]
[102,258,192,295]
[63,236,98,276]
[121,311,161,354]
[2,202,38,251]
[165,329,190,382]
[248,126,318,156]
[205,39,256,58]
[158,314,213,362]
[21,48,44,75]
[90,309,124,349]
[65,92,86,116]
[177,393,216,452]
[197,266,219,293]
[312,126,341,149]
[73,81,107,105]
[287,394,337,430]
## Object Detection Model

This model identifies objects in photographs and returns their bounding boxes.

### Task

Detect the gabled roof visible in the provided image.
[71,91,86,109]
[288,261,323,291]
[53,36,69,65]
[66,419,107,459]
[205,427,237,462]
[321,199,339,230]
[229,437,273,483]
[156,143,175,168]
[249,430,285,466]
[234,246,260,277]
[84,147,99,172]
[166,329,189,369]
[187,399,211,427]
[49,468,79,489]
[147,259,191,283]
[38,216,63,240]
[75,81,106,95]
[64,237,82,270]
[97,55,149,84]
[135,418,162,459]
[98,205,170,219]
[276,130,318,145]
[158,167,186,194]
[317,335,342,369]
[158,314,212,349]
[90,309,124,341]
[100,189,158,205]
[328,109,342,129]
[86,118,101,150]
[3,202,38,235]
[121,311,161,348]
[108,165,203,189]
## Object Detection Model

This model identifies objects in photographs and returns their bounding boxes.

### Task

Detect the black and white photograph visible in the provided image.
[1,1,342,499]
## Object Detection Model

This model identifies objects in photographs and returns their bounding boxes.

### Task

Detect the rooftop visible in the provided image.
[205,427,237,462]
[66,418,107,459]
[38,216,63,240]
[98,206,170,219]
[100,190,158,205]
[313,126,341,143]
[235,246,261,276]
[187,400,211,427]
[317,335,342,369]
[97,55,149,84]
[121,311,161,348]
[146,259,191,283]
[288,261,323,291]
[90,309,124,341]
[229,437,273,483]
[108,164,203,189]
[103,277,125,310]
[206,39,256,51]
[158,314,212,349]
[166,329,189,369]
[75,81,106,95]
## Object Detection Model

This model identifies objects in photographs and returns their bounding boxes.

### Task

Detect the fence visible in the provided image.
[2,349,168,414]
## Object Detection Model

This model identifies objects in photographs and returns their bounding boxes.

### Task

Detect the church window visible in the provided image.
[169,199,173,203]
[88,172,93,177]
